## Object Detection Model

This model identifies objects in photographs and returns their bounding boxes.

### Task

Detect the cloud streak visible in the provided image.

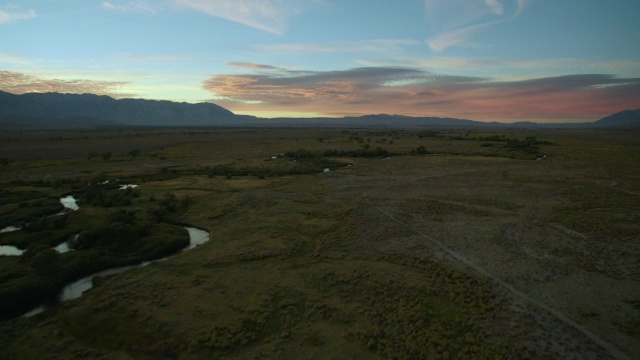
[425,0,530,52]
[228,62,282,70]
[102,1,157,14]
[110,53,191,62]
[203,64,640,121]
[358,57,640,78]
[484,0,504,15]
[251,39,421,54]
[100,0,321,34]
[173,0,320,35]
[0,52,29,65]
[0,9,36,24]
[0,71,134,98]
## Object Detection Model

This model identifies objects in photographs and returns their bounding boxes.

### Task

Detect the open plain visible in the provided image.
[0,127,638,359]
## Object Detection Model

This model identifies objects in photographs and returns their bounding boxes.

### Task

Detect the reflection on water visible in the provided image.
[0,226,21,233]
[59,195,79,211]
[60,261,152,302]
[118,184,139,190]
[0,245,24,256]
[186,227,209,249]
[24,226,210,317]
[54,242,71,254]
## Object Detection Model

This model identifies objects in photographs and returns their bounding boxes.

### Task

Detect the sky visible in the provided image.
[1,0,639,122]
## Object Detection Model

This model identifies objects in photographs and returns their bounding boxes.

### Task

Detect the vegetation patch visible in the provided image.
[0,179,193,320]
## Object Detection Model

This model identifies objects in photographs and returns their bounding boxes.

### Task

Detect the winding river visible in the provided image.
[60,227,209,302]
[23,226,210,317]
[1,191,211,318]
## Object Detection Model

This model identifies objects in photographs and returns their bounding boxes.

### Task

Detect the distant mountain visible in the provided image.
[592,109,640,128]
[244,112,640,129]
[1,90,638,129]
[263,114,483,128]
[0,90,236,127]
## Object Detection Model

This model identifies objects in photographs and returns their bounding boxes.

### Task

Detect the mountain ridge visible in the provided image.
[0,90,638,129]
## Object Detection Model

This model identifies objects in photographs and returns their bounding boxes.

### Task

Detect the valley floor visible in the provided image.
[0,127,638,359]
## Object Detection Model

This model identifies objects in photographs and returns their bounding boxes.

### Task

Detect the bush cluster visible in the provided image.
[322,147,389,158]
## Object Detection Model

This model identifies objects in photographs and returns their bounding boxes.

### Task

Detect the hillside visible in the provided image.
[0,91,236,127]
[592,109,640,128]
[1,90,638,129]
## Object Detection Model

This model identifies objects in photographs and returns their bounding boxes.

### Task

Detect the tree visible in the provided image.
[102,152,112,162]
[411,146,429,155]
[128,149,141,158]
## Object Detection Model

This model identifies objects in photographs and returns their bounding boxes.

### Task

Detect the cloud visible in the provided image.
[228,62,281,70]
[358,57,640,78]
[251,39,420,54]
[111,53,190,62]
[172,0,321,35]
[0,52,29,65]
[515,0,530,17]
[202,65,640,121]
[0,71,134,98]
[424,0,530,52]
[102,1,157,14]
[101,0,321,34]
[0,9,36,24]
[484,0,504,15]
[427,21,501,52]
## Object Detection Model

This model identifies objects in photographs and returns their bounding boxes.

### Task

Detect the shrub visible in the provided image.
[410,146,429,155]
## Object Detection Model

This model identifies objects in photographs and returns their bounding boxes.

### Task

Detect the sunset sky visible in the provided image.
[1,0,639,122]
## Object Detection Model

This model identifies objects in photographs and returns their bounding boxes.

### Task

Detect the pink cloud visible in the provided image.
[0,70,134,98]
[203,66,640,122]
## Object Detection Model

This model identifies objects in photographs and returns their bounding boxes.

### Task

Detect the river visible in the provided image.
[1,191,211,318]
[0,195,80,256]
[23,226,210,317]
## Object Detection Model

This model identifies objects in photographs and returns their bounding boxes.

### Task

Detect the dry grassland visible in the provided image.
[0,127,638,359]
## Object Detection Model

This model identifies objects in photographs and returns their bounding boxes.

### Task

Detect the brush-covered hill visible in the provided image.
[592,109,640,128]
[0,90,237,127]
[1,90,638,129]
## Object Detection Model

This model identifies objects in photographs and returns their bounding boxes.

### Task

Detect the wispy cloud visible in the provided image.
[110,53,191,62]
[0,70,134,98]
[228,62,282,70]
[427,20,501,53]
[425,0,531,52]
[173,0,321,35]
[484,0,504,15]
[515,0,530,17]
[251,39,420,54]
[359,57,640,78]
[203,64,640,121]
[0,52,29,65]
[100,0,321,34]
[0,9,36,24]
[102,1,157,14]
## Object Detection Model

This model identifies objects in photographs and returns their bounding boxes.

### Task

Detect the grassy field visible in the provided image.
[0,127,638,359]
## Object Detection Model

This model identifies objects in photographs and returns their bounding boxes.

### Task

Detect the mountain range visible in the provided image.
[0,90,638,129]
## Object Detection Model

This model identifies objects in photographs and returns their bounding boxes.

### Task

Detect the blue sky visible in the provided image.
[1,0,639,122]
